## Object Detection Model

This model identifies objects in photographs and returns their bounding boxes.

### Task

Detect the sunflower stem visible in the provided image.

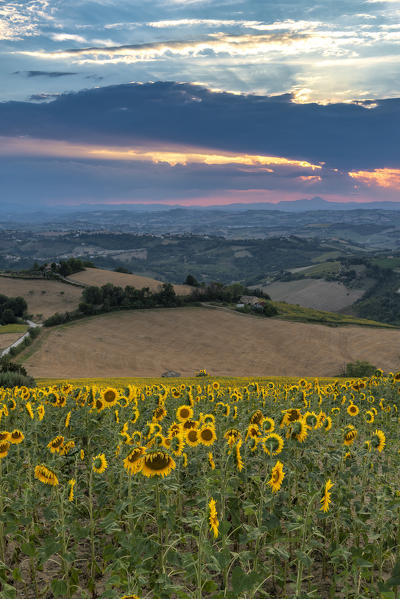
[88,467,96,591]
[0,459,5,564]
[294,490,319,598]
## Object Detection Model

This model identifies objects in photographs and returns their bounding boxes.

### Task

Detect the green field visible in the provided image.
[0,324,28,334]
[273,301,395,327]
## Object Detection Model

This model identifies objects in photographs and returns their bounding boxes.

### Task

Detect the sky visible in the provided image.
[1,0,400,207]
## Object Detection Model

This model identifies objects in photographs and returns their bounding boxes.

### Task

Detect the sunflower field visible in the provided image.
[0,373,399,599]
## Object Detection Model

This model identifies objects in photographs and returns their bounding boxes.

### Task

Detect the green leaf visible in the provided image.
[51,579,68,597]
[21,542,36,557]
[231,567,259,595]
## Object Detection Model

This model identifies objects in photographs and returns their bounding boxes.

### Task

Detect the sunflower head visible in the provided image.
[199,426,217,446]
[142,450,176,478]
[371,429,386,452]
[262,417,275,433]
[347,403,359,417]
[101,387,119,408]
[0,441,10,458]
[153,406,167,422]
[176,405,193,422]
[47,435,65,454]
[92,453,108,474]
[250,410,264,426]
[123,447,146,475]
[263,433,284,456]
[186,428,201,447]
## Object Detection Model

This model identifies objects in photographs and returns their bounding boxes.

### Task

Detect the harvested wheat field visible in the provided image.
[21,307,400,378]
[0,277,82,321]
[0,332,24,351]
[262,278,364,312]
[67,267,192,295]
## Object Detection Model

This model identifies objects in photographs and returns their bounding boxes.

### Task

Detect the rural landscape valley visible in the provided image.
[2,0,400,597]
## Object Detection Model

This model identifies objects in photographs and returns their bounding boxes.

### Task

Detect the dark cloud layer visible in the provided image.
[13,71,78,78]
[0,82,399,170]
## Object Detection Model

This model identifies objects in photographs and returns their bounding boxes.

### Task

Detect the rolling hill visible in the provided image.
[67,268,192,295]
[19,307,400,378]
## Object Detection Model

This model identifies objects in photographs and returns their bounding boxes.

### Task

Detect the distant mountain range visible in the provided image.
[2,197,400,223]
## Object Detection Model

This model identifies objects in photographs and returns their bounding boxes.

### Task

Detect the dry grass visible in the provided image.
[0,277,82,321]
[67,267,192,295]
[20,307,400,378]
[263,279,364,312]
[0,332,24,351]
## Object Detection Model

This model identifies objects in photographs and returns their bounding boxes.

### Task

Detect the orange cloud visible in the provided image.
[0,136,321,171]
[349,168,400,190]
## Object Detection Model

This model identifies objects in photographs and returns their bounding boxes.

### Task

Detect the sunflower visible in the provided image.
[212,381,220,391]
[262,417,275,433]
[208,452,215,470]
[0,441,10,458]
[245,424,261,441]
[224,428,241,448]
[171,434,185,456]
[304,411,318,429]
[171,389,181,399]
[365,410,375,424]
[37,405,45,421]
[320,479,334,512]
[176,405,193,422]
[268,460,285,493]
[61,440,75,455]
[343,427,358,446]
[323,416,332,432]
[120,595,140,599]
[263,433,284,456]
[131,408,140,424]
[250,410,264,426]
[47,435,65,454]
[371,429,386,452]
[199,426,217,446]
[235,440,244,472]
[208,498,219,538]
[394,371,400,382]
[34,464,59,486]
[101,387,119,408]
[123,447,146,475]
[9,429,25,444]
[68,479,76,502]
[141,450,176,477]
[186,428,201,447]
[182,419,198,431]
[0,431,10,442]
[92,453,108,474]
[152,406,167,422]
[80,449,84,460]
[94,397,105,412]
[26,402,34,420]
[291,419,308,443]
[347,404,359,417]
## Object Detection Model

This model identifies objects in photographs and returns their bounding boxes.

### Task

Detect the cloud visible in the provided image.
[0,82,398,171]
[14,70,78,78]
[28,92,61,101]
[349,168,400,190]
[16,32,326,65]
[50,33,87,43]
[0,1,53,40]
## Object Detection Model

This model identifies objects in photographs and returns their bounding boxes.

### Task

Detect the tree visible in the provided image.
[185,274,199,287]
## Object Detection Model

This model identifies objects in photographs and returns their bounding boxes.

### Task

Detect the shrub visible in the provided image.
[345,360,377,378]
[0,371,36,388]
[263,302,278,317]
